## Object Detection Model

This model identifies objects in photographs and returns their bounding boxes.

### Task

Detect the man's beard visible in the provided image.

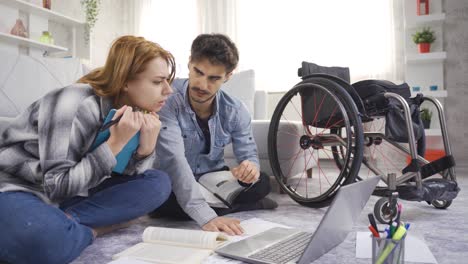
[190,86,216,104]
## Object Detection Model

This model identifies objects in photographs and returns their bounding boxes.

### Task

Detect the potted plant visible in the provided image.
[412,27,436,53]
[420,108,432,129]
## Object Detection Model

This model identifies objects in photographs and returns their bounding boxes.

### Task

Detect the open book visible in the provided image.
[198,170,247,208]
[112,227,228,264]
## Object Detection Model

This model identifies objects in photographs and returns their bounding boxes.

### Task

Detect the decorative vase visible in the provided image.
[418,43,431,53]
[10,19,28,38]
[43,0,51,9]
[39,31,54,45]
[417,0,429,16]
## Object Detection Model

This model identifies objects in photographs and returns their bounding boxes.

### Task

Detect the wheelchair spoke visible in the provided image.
[311,94,327,128]
[268,81,363,207]
[293,150,315,195]
[279,115,302,137]
[323,106,339,129]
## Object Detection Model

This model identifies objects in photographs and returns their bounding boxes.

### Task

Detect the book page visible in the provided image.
[107,256,152,264]
[112,242,212,264]
[198,171,245,204]
[142,227,228,250]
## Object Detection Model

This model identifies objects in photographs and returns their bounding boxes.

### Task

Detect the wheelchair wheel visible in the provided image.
[268,78,364,208]
[431,199,452,209]
[374,197,398,224]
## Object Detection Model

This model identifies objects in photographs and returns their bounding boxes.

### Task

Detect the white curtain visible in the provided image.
[197,0,238,43]
[121,0,151,36]
[133,0,404,90]
[236,0,405,91]
[131,0,198,77]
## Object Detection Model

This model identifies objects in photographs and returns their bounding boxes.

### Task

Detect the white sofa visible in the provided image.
[0,51,85,118]
[222,70,316,178]
[0,53,314,182]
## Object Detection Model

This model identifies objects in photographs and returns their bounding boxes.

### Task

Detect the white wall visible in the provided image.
[52,0,132,68]
[444,0,468,172]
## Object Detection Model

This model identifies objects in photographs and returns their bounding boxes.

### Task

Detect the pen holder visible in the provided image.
[371,234,406,264]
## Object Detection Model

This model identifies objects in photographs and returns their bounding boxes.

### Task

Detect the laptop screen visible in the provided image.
[298,176,380,264]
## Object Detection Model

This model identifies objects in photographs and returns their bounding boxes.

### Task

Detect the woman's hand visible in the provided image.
[107,106,143,156]
[136,112,161,157]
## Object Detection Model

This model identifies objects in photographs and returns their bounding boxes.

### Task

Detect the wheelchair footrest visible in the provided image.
[420,155,456,179]
[393,178,460,202]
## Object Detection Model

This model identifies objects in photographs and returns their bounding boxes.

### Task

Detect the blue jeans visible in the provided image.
[0,169,171,264]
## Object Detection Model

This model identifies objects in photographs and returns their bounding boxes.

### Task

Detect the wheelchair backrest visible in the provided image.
[298,61,367,117]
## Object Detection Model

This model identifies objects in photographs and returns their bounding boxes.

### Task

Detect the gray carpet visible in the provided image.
[73,172,468,264]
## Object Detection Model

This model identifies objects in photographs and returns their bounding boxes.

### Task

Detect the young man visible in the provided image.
[151,34,276,235]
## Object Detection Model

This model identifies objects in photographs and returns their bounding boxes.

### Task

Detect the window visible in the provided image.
[137,0,402,91]
[138,0,198,77]
[237,0,401,91]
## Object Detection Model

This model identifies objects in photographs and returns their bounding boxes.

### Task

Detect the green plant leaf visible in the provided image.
[413,27,436,44]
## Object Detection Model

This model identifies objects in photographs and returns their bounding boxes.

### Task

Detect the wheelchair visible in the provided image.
[268,62,459,224]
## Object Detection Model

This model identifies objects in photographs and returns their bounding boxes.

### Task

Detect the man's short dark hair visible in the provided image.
[190,34,239,73]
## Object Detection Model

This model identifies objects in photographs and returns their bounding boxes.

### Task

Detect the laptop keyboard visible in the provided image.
[248,232,312,264]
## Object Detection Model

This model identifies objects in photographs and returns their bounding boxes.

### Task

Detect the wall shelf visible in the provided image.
[411,90,447,98]
[405,13,446,28]
[406,52,447,63]
[0,32,67,52]
[0,0,84,26]
[425,129,441,136]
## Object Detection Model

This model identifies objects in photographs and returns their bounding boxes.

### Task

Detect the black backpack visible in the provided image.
[352,80,425,154]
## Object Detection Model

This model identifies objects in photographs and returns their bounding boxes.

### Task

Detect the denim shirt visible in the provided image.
[155,78,259,226]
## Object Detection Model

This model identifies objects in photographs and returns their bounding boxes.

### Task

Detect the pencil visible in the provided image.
[99,115,123,132]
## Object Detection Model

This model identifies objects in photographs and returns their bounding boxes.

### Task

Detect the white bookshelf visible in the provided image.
[403,0,446,137]
[405,13,446,28]
[0,31,67,52]
[405,52,447,63]
[425,129,441,136]
[411,90,447,98]
[0,0,88,58]
[0,0,84,26]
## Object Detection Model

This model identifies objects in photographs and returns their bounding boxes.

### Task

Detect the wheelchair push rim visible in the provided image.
[268,80,364,207]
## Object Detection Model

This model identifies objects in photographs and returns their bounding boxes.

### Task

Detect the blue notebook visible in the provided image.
[90,109,140,174]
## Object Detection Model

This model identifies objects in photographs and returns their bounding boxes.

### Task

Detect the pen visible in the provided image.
[384,227,390,238]
[395,204,402,225]
[368,225,380,238]
[100,107,149,132]
[100,115,123,132]
[368,213,379,232]
[214,193,232,209]
[243,179,258,192]
[376,225,407,264]
[389,222,398,237]
[405,223,410,231]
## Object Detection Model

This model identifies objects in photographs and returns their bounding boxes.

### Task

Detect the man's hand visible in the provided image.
[231,160,259,184]
[202,216,244,236]
[136,112,161,157]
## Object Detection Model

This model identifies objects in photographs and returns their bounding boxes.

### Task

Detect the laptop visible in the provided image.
[215,176,380,264]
